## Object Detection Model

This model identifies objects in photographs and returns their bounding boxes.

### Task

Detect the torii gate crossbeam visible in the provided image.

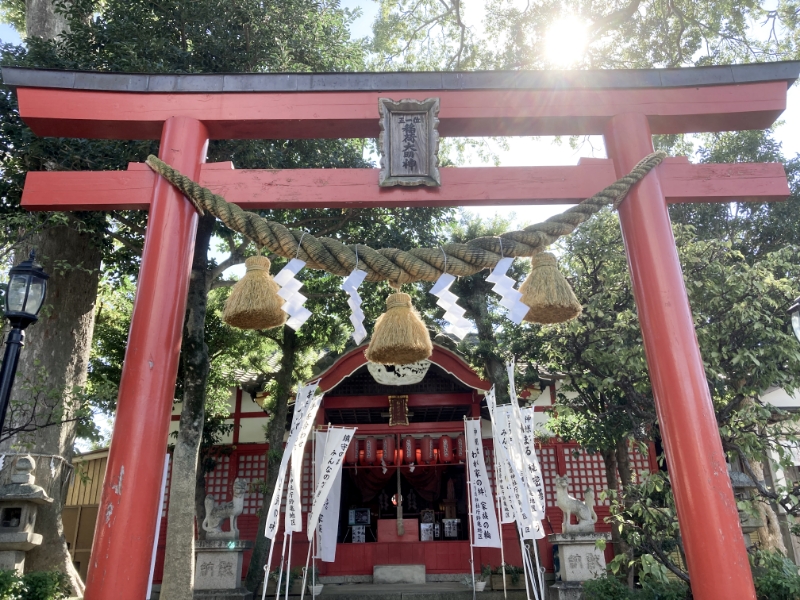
[4,61,799,600]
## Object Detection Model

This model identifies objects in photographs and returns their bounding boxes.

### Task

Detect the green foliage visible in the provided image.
[369,0,799,72]
[0,571,24,600]
[480,563,492,581]
[584,575,689,600]
[0,570,71,600]
[750,549,800,600]
[493,564,523,585]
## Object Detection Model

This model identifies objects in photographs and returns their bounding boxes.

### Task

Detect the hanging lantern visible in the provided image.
[383,435,396,466]
[345,439,358,465]
[421,435,434,464]
[439,435,453,464]
[403,435,416,464]
[363,436,377,466]
[455,434,466,462]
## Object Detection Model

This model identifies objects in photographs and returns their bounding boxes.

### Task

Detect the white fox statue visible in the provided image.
[554,475,598,533]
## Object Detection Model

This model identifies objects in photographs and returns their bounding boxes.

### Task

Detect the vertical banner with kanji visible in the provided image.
[265,383,323,539]
[285,389,323,533]
[314,430,343,562]
[308,427,357,541]
[465,418,502,548]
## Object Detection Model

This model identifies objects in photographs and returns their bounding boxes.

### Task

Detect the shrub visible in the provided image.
[750,549,800,600]
[584,576,689,600]
[0,571,25,600]
[0,570,70,600]
[584,575,632,600]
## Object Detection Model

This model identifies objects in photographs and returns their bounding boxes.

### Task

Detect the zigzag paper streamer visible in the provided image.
[430,273,472,339]
[274,258,312,330]
[342,269,368,344]
[486,257,528,324]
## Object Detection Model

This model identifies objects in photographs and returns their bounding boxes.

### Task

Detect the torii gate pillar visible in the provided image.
[84,117,208,600]
[605,113,752,598]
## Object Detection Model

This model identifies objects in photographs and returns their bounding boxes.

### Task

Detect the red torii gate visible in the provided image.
[4,62,798,600]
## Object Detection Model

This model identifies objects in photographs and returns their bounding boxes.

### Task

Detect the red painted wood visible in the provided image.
[340,422,467,435]
[604,112,756,600]
[84,117,207,600]
[15,81,787,139]
[323,393,474,410]
[317,344,489,393]
[21,158,788,211]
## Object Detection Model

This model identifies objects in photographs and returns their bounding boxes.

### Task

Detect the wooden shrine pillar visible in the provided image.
[604,112,755,600]
[84,117,208,600]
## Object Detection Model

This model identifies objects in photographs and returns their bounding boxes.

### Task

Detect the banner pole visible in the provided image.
[516,526,532,600]
[275,531,288,600]
[495,493,507,600]
[464,417,477,600]
[284,533,294,600]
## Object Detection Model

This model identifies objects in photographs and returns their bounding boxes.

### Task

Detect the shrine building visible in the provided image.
[64,343,657,589]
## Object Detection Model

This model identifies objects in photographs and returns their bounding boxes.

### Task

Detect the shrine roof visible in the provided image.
[4,61,800,94]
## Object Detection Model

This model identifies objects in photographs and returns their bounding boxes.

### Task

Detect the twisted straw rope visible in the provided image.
[146,152,665,284]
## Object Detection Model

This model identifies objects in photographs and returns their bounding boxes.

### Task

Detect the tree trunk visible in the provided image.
[8,3,94,594]
[460,281,510,403]
[159,214,215,600]
[244,327,296,593]
[25,0,68,39]
[747,459,788,554]
[0,226,101,595]
[615,438,635,588]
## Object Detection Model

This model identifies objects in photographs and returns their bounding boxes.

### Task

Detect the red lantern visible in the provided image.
[403,435,416,464]
[345,438,358,465]
[439,435,453,463]
[383,435,396,466]
[421,435,434,464]
[363,436,377,465]
[455,434,466,462]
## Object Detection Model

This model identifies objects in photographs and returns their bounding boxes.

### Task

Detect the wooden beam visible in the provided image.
[21,159,788,211]
[15,81,787,140]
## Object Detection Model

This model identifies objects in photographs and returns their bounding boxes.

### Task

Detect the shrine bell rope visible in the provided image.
[145,152,666,286]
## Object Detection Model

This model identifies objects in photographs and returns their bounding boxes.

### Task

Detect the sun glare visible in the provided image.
[544,17,589,67]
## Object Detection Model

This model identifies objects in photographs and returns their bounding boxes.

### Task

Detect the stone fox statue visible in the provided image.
[554,475,598,533]
[203,477,247,539]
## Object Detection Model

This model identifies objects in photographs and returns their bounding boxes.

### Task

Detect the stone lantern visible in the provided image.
[0,455,52,573]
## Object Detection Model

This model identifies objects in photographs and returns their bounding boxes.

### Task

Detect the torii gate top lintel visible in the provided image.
[10,62,795,600]
[3,61,800,140]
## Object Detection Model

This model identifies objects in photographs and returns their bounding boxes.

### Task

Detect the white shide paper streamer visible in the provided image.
[274,258,312,331]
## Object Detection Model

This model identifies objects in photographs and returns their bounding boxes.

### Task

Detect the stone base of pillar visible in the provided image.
[548,532,611,583]
[194,539,253,598]
[550,581,584,600]
[194,590,253,600]
[0,550,25,574]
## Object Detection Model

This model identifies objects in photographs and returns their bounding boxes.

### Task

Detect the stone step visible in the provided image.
[373,564,426,585]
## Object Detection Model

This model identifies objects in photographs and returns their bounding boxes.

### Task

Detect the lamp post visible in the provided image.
[790,297,800,345]
[0,251,49,434]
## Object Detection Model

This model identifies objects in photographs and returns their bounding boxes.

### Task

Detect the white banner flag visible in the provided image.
[315,431,342,562]
[520,406,546,514]
[465,419,502,548]
[308,427,356,541]
[265,383,323,539]
[285,391,323,532]
[484,388,515,524]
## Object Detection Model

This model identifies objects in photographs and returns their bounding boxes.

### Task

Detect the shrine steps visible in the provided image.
[311,582,535,598]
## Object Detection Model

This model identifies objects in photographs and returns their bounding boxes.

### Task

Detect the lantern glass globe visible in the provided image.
[4,251,49,327]
[790,298,800,345]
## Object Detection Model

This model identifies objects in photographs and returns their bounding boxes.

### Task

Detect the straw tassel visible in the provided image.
[365,291,433,365]
[222,255,287,330]
[519,252,582,324]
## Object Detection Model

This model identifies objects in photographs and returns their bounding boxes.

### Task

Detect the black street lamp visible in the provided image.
[0,251,49,433]
[790,297,800,345]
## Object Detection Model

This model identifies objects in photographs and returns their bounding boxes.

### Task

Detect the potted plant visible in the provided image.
[267,567,304,595]
[490,564,527,590]
[305,566,323,595]
[476,564,492,591]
